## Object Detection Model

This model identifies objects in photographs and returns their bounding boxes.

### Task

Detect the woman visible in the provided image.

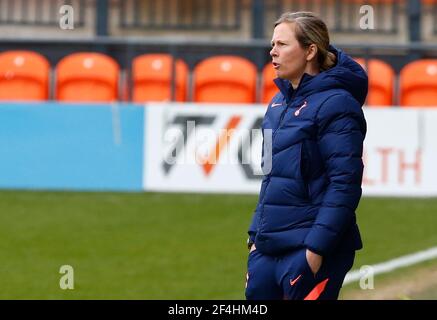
[246,12,368,300]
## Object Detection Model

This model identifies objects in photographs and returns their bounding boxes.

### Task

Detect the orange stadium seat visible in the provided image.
[193,55,257,103]
[400,59,437,107]
[354,58,395,107]
[0,50,49,101]
[132,54,188,102]
[56,52,119,102]
[262,63,278,104]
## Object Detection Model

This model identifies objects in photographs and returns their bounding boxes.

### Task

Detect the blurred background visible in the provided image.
[0,0,437,300]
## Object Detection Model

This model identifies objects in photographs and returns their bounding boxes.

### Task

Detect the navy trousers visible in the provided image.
[245,247,355,300]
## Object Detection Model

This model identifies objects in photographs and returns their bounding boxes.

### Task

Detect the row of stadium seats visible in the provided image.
[0,50,436,106]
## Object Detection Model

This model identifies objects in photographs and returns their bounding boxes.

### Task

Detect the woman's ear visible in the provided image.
[306,44,318,62]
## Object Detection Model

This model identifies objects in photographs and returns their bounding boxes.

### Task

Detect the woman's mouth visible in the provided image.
[272,62,280,69]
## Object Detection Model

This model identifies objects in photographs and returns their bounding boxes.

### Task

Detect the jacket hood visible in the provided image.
[274,45,368,106]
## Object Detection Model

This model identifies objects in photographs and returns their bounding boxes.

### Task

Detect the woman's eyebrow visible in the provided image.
[271,40,286,46]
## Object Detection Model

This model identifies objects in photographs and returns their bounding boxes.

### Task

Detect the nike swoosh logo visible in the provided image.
[271,103,282,108]
[290,274,302,286]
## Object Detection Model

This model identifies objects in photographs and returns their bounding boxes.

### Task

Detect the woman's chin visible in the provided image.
[276,73,289,80]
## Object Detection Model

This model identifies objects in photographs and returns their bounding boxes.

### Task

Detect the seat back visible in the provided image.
[132,54,188,102]
[193,55,257,103]
[56,52,119,102]
[355,58,395,107]
[400,59,437,107]
[0,50,49,101]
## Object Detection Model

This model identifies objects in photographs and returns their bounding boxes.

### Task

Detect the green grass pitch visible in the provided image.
[0,190,436,299]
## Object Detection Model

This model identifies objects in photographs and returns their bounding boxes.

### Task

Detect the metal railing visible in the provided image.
[423,0,437,34]
[265,0,403,35]
[119,0,242,31]
[0,0,433,39]
[0,0,85,27]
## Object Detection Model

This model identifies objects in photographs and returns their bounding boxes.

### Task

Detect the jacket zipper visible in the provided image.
[264,88,298,181]
[258,90,298,233]
[272,90,298,140]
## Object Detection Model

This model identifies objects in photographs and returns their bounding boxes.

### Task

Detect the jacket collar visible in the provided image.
[273,73,315,104]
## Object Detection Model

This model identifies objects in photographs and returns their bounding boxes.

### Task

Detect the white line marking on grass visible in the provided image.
[343,246,437,285]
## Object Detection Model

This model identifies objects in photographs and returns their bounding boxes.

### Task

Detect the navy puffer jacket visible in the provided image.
[248,46,368,257]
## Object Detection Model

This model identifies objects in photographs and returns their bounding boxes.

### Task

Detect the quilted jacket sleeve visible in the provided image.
[303,93,367,256]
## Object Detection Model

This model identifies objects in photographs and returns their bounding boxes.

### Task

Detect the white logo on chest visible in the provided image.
[294,101,308,116]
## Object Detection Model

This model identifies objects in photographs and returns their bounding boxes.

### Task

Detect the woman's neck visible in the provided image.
[290,64,320,89]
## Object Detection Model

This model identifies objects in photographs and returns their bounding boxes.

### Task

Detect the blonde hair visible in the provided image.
[275,12,336,71]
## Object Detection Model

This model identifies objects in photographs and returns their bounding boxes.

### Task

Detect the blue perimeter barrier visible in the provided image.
[0,102,145,191]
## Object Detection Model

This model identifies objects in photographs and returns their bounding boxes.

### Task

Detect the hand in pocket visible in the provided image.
[306,249,323,275]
